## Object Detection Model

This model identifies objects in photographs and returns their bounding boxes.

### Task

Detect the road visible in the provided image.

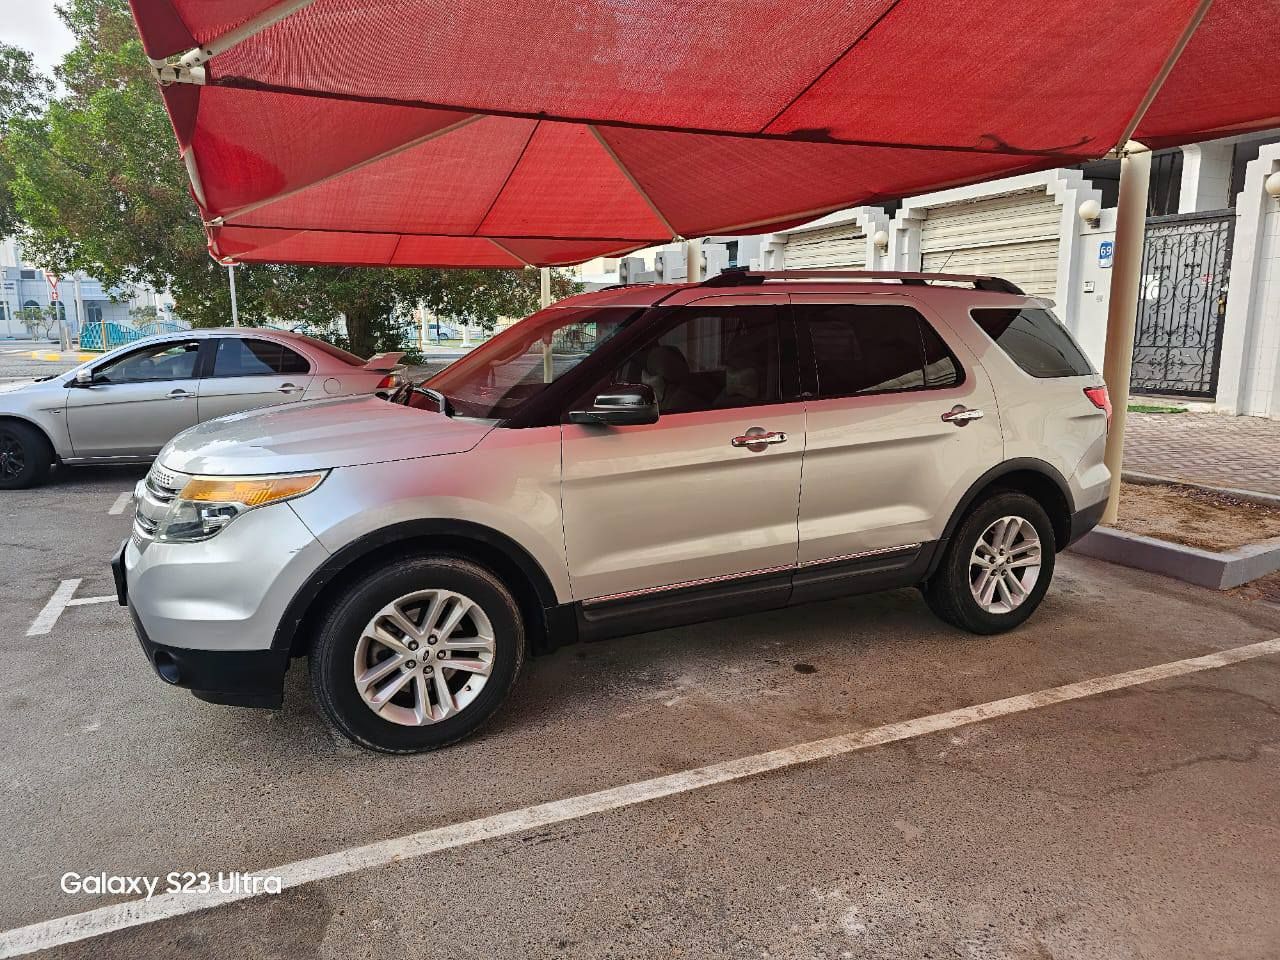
[0,342,83,382]
[1,467,1278,958]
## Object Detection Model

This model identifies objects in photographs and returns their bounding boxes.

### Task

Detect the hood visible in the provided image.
[0,378,49,396]
[158,395,496,476]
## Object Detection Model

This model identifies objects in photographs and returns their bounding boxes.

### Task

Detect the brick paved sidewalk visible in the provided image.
[1123,412,1280,496]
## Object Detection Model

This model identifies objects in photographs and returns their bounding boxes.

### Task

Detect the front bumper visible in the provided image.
[115,541,291,708]
[116,496,330,708]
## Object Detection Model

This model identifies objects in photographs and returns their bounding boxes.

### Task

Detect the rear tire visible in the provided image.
[309,554,525,753]
[923,491,1056,634]
[0,421,54,490]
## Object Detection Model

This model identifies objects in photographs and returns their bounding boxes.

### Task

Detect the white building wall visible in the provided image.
[887,170,1102,361]
[1215,143,1280,418]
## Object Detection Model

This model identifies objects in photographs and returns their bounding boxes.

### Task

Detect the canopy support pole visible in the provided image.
[540,267,553,383]
[227,263,240,327]
[685,239,703,283]
[1099,141,1151,526]
[1115,0,1215,147]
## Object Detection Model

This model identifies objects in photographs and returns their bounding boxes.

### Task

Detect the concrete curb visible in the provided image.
[1070,527,1280,590]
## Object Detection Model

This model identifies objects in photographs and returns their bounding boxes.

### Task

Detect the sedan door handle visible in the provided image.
[167,389,192,400]
[941,405,983,426]
[277,383,304,394]
[730,430,788,448]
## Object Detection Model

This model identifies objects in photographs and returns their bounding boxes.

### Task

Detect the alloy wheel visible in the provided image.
[353,589,496,726]
[0,434,24,480]
[968,515,1042,614]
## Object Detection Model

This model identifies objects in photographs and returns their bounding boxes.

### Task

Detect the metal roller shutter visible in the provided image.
[920,189,1060,296]
[781,224,867,269]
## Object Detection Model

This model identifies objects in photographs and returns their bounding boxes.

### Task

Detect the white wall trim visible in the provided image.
[1215,143,1280,416]
[757,206,891,270]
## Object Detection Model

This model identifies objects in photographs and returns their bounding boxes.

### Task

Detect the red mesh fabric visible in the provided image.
[476,122,672,241]
[229,115,537,234]
[209,0,895,134]
[190,86,472,215]
[498,238,649,267]
[599,128,1044,237]
[1137,0,1280,149]
[210,226,531,267]
[764,0,1203,155]
[132,0,1280,268]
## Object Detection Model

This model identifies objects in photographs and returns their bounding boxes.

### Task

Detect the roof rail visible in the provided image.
[699,267,1025,296]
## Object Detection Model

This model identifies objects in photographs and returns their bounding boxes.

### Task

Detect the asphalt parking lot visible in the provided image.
[2,467,1280,959]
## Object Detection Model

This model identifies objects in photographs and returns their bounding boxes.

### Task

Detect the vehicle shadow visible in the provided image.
[46,463,148,488]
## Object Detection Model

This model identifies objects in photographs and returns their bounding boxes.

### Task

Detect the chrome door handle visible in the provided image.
[277,383,303,394]
[941,405,983,426]
[730,430,788,448]
[167,389,192,400]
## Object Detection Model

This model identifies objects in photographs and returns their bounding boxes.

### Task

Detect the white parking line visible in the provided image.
[108,492,133,515]
[2,635,1278,958]
[26,580,117,636]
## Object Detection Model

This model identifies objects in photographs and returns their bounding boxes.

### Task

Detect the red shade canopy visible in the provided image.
[128,0,1280,268]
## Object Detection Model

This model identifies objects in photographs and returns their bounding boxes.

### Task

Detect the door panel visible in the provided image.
[197,337,316,421]
[561,295,803,602]
[793,294,1004,564]
[66,340,201,458]
[562,404,806,600]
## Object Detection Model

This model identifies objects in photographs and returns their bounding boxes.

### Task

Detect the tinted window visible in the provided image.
[971,307,1094,378]
[212,338,310,377]
[426,306,642,419]
[614,305,780,415]
[94,341,199,383]
[799,304,961,397]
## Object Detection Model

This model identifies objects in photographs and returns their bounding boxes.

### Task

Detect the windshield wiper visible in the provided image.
[414,386,454,417]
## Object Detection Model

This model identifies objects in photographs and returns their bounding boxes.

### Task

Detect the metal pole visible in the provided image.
[1099,141,1152,526]
[540,267,553,383]
[684,238,703,283]
[227,263,240,326]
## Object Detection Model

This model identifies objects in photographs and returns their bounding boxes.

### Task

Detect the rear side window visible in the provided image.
[971,307,1094,378]
[798,303,962,398]
[212,338,310,377]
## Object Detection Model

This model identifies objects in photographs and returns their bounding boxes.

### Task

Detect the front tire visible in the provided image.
[0,421,54,490]
[923,491,1056,634]
[309,554,525,753]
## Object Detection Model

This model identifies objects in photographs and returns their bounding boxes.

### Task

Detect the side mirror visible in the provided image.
[72,369,94,387]
[568,383,659,426]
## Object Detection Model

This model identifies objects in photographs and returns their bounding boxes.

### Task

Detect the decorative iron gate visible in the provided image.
[1130,209,1233,398]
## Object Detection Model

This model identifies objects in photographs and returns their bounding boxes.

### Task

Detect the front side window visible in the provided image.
[419,306,643,420]
[798,303,961,398]
[212,338,310,377]
[612,305,780,415]
[94,341,199,383]
[971,307,1094,378]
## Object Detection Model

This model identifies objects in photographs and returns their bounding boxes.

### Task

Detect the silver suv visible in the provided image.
[114,270,1111,753]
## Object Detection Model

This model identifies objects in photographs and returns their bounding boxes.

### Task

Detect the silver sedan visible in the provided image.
[0,328,404,488]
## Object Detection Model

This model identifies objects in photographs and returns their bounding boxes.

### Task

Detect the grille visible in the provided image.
[133,463,187,541]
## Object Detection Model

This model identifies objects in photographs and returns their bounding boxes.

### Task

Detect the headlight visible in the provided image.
[155,472,326,542]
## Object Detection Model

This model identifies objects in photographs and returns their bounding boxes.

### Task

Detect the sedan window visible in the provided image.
[93,341,199,383]
[212,338,310,377]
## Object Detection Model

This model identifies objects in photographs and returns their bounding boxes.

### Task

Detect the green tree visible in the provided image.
[0,44,54,238]
[4,0,576,357]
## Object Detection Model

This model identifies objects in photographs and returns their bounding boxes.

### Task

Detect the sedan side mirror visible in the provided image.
[568,383,659,426]
[72,369,94,387]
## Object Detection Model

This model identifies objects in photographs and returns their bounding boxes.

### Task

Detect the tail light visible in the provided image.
[376,374,397,391]
[1084,385,1112,428]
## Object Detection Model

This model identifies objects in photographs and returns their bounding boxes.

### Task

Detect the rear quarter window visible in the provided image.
[971,307,1095,378]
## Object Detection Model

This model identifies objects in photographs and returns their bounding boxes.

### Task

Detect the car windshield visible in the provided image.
[406,305,643,420]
